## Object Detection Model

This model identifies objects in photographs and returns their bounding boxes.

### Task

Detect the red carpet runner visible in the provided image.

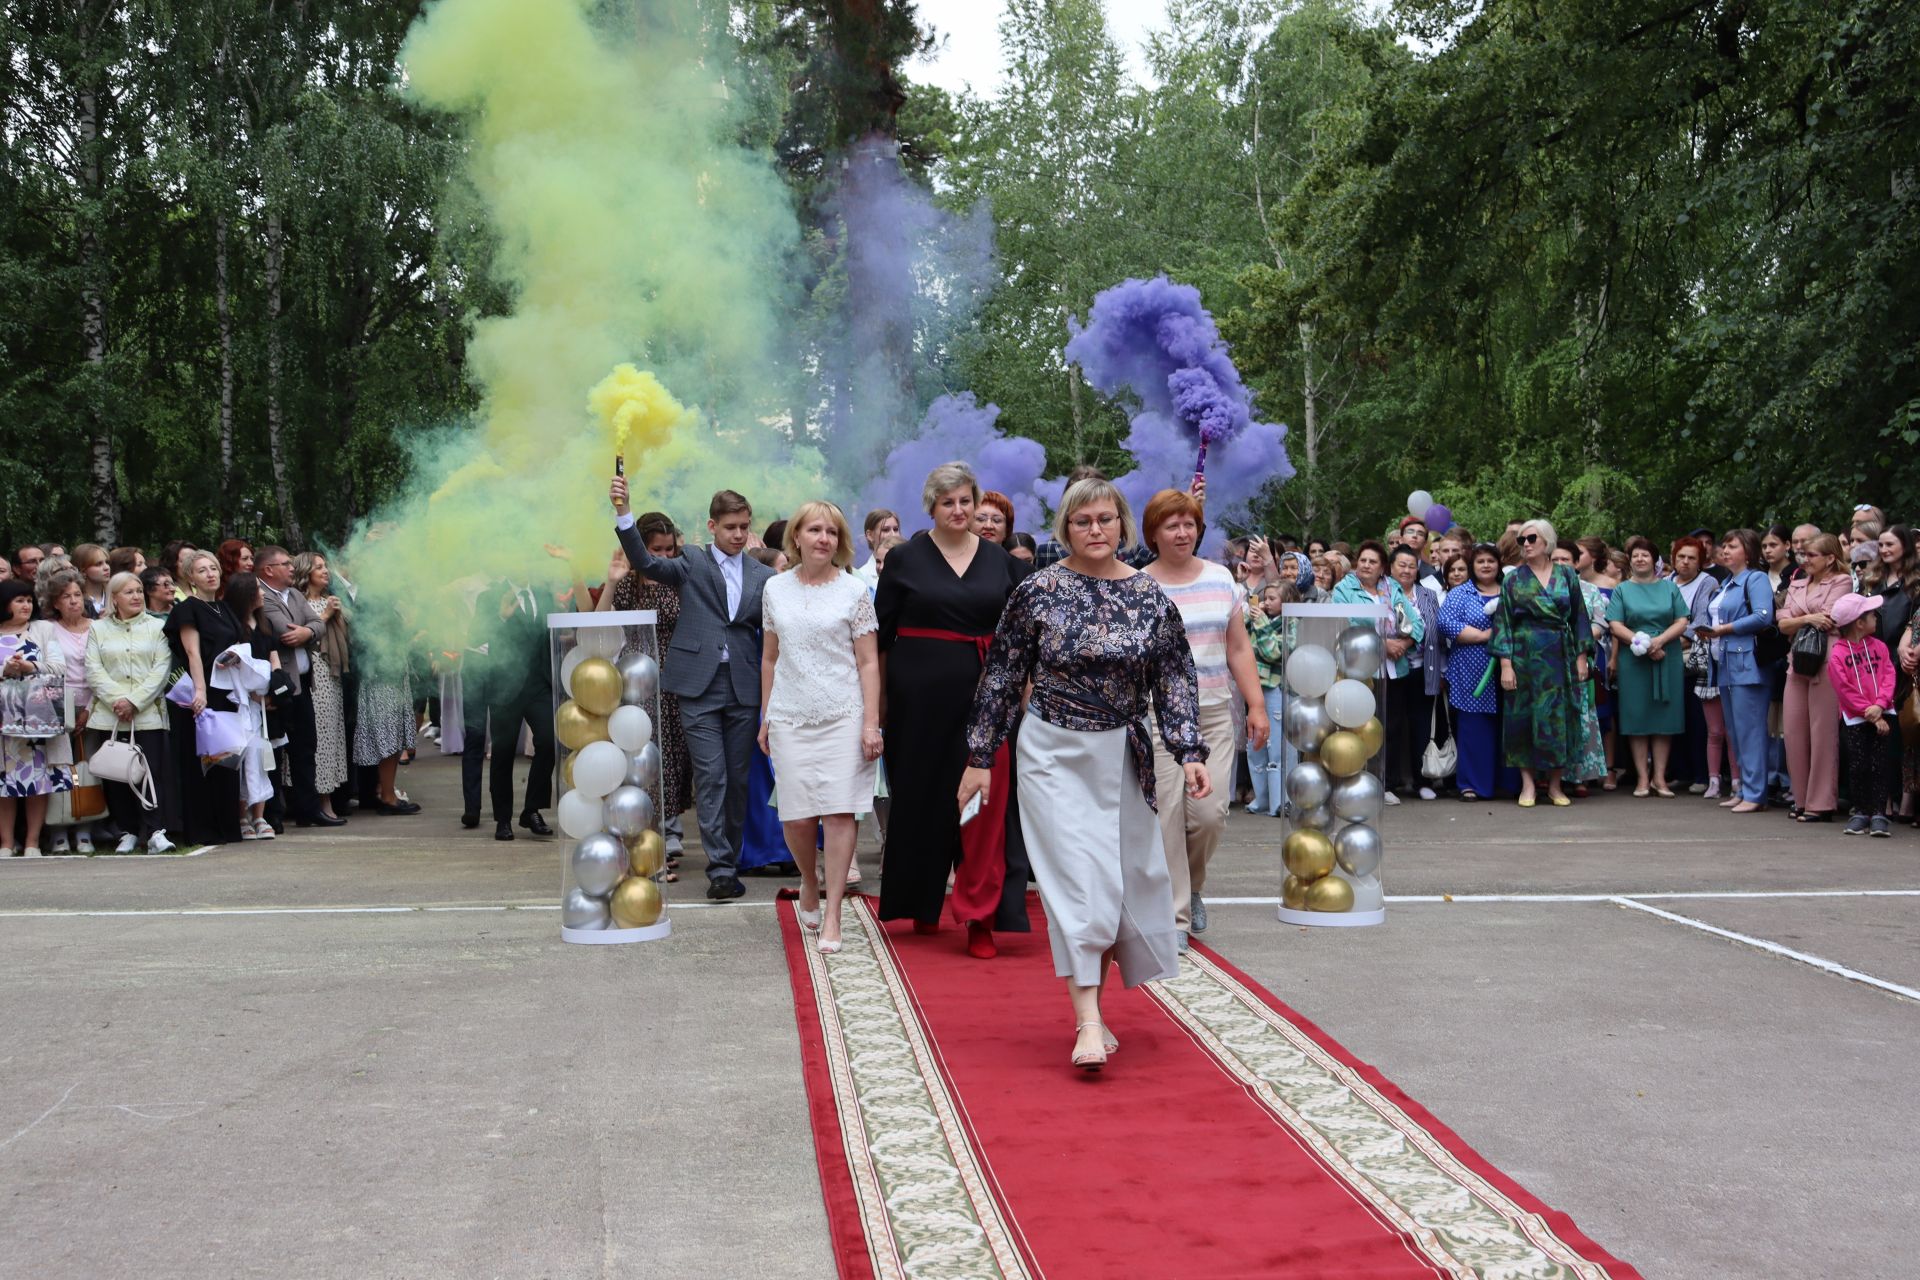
[781,894,1642,1279]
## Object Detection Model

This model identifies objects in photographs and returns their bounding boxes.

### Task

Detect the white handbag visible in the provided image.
[1420,698,1456,781]
[90,719,157,810]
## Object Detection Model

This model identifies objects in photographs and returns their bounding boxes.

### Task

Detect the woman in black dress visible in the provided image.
[876,463,1031,956]
[164,549,245,846]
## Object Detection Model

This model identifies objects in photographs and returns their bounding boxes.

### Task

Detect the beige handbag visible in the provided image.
[91,719,157,810]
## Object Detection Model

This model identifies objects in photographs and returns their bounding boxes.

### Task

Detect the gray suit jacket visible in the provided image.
[260,583,324,697]
[614,522,772,703]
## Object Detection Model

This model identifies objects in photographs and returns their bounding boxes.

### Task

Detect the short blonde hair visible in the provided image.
[1051,477,1138,552]
[783,501,855,571]
[104,570,143,611]
[1521,518,1557,550]
[179,548,220,582]
[922,462,980,515]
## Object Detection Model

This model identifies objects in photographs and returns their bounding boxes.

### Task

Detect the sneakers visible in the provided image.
[114,833,140,854]
[75,831,94,853]
[1417,787,1437,801]
[1687,782,1707,795]
[147,831,175,853]
[1190,893,1209,935]
[1702,777,1722,800]
[50,832,70,853]
[1870,815,1892,838]
[1843,814,1870,836]
[1383,791,1402,806]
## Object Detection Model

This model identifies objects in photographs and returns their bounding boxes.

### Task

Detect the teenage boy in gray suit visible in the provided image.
[610,476,772,900]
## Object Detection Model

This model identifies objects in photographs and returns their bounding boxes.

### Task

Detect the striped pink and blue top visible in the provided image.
[1156,561,1237,706]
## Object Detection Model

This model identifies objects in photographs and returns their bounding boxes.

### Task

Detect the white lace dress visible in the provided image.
[762,569,879,821]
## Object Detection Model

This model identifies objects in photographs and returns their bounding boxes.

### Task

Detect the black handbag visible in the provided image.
[1789,623,1830,677]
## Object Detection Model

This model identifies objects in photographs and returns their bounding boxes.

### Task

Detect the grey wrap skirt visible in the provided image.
[1016,713,1179,988]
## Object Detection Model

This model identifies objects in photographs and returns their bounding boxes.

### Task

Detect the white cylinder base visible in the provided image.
[563,919,672,945]
[1276,906,1386,928]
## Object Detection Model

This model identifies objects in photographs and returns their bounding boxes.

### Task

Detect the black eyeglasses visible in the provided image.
[1517,533,1540,545]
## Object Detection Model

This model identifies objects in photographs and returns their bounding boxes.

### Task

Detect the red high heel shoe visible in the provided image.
[966,921,997,959]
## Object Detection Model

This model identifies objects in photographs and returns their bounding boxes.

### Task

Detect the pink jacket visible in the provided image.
[1828,636,1894,720]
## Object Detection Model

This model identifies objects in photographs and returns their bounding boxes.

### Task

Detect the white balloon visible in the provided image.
[608,705,653,752]
[559,646,589,696]
[1325,678,1377,729]
[1284,645,1338,699]
[557,789,605,840]
[572,741,627,799]
[1407,489,1433,519]
[574,626,622,658]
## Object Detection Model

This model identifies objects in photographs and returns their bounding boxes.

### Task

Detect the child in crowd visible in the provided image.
[1828,592,1894,837]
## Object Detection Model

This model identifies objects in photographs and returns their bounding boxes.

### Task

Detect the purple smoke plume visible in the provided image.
[1064,276,1292,547]
[860,393,1050,536]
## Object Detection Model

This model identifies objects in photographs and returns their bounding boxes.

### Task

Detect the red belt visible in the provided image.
[897,626,992,664]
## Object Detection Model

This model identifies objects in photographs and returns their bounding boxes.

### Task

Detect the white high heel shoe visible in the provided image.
[816,935,842,955]
[798,907,822,932]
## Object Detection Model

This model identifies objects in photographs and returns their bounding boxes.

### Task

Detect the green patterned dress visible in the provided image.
[1489,565,1593,772]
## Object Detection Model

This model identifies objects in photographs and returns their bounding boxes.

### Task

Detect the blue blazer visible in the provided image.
[1703,569,1774,687]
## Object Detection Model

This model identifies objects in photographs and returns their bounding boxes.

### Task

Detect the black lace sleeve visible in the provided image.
[966,578,1040,766]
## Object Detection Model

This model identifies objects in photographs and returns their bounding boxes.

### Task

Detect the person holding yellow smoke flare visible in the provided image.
[589,365,696,477]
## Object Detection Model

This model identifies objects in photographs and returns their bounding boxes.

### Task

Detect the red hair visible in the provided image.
[1141,489,1205,553]
[216,538,253,587]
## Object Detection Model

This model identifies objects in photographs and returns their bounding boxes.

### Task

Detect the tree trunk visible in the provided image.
[216,213,236,537]
[1299,318,1320,531]
[264,209,303,546]
[77,63,117,543]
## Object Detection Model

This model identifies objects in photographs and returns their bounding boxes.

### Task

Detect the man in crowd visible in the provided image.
[257,545,338,828]
[464,571,557,842]
[14,544,46,580]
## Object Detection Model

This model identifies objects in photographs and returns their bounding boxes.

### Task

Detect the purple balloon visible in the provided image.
[1426,503,1453,533]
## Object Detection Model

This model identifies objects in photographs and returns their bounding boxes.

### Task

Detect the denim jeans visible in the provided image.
[1245,684,1294,815]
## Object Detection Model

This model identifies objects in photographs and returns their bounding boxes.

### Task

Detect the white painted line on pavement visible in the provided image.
[1210,889,1920,905]
[1611,896,1920,1003]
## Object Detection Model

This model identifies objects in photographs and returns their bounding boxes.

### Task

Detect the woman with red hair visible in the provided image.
[972,491,1016,545]
[215,539,255,589]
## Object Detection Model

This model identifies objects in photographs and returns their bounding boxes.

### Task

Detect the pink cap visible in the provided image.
[1831,593,1884,629]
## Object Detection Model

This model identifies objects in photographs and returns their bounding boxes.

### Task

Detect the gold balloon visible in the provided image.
[571,658,623,717]
[555,699,610,751]
[1355,716,1385,758]
[1282,829,1336,881]
[561,754,576,791]
[1307,875,1355,912]
[1320,730,1369,778]
[609,875,663,928]
[1282,874,1309,910]
[626,829,666,877]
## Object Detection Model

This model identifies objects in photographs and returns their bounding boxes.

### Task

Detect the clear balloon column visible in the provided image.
[549,610,670,944]
[1276,602,1390,927]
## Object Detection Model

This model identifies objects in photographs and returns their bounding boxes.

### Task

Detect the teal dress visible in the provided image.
[1611,578,1689,736]
[1489,565,1593,771]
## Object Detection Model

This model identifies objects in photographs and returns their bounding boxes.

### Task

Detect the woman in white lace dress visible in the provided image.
[757,501,883,953]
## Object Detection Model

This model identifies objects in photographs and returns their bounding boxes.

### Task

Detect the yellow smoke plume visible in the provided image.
[330,0,826,662]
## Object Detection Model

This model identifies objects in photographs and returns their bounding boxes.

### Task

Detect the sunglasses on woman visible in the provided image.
[1517,533,1540,545]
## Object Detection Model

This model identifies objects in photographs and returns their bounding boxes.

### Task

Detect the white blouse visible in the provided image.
[762,570,878,726]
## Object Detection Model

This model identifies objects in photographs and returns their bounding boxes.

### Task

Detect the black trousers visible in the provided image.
[87,726,178,842]
[1383,675,1431,793]
[275,686,319,824]
[1843,721,1891,816]
[491,687,554,821]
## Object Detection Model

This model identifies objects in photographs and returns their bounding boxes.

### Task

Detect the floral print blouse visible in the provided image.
[966,565,1207,810]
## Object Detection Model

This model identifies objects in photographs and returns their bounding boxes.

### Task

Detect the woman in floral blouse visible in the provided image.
[962,477,1208,1074]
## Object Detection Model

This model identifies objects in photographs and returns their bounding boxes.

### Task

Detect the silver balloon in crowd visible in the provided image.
[618,652,659,707]
[571,832,628,898]
[1285,761,1333,811]
[1335,625,1385,681]
[1294,803,1335,831]
[562,886,611,929]
[1329,771,1384,823]
[602,785,655,839]
[1333,822,1383,878]
[625,742,662,790]
[1282,696,1332,754]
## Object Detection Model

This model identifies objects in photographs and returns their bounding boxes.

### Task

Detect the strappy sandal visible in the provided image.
[1072,1022,1108,1073]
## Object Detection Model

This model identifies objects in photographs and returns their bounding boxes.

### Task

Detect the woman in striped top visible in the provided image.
[1142,489,1269,949]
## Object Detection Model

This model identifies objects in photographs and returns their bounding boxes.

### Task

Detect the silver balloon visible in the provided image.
[563,886,610,929]
[602,785,655,839]
[618,652,659,707]
[623,742,662,790]
[571,832,629,897]
[1329,771,1384,823]
[1282,696,1332,754]
[1333,821,1383,877]
[1285,761,1332,811]
[1335,625,1385,681]
[1295,803,1335,830]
